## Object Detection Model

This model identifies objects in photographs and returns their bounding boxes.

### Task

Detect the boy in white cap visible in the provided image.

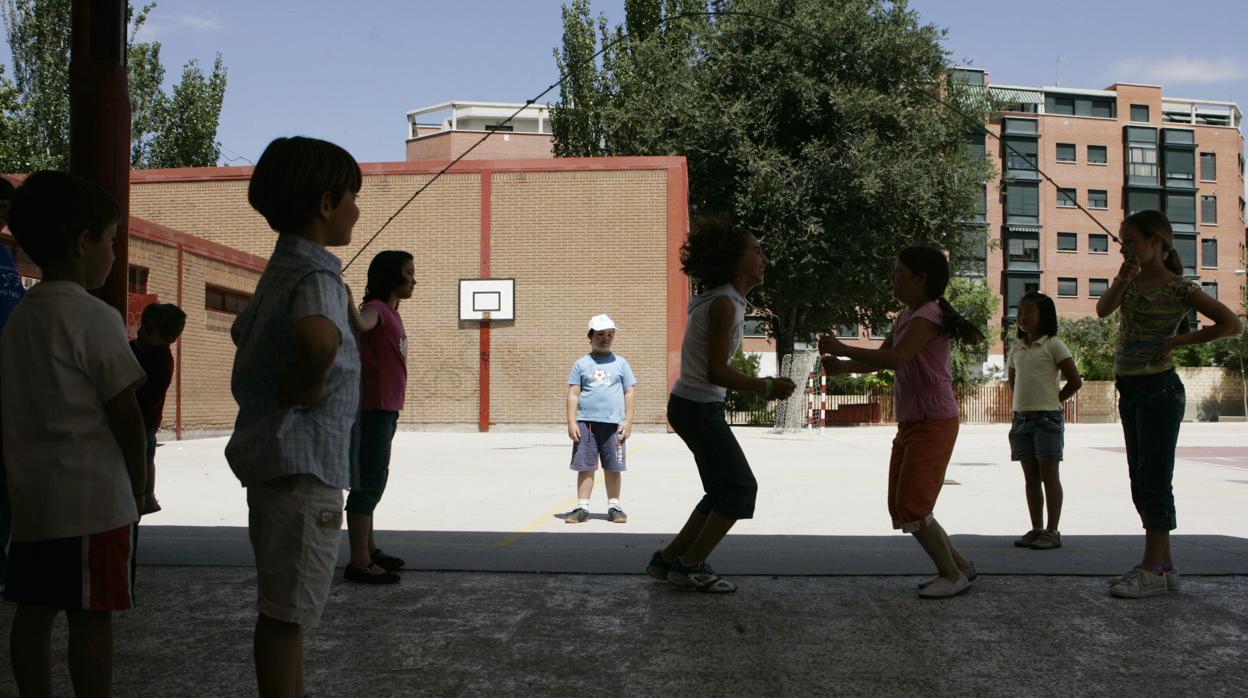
[564,314,637,523]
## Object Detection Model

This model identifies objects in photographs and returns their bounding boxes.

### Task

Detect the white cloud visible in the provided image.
[1109,55,1248,84]
[132,12,221,40]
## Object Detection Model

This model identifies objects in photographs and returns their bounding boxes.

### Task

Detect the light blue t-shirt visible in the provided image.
[568,353,637,424]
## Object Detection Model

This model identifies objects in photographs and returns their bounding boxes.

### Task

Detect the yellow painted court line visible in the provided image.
[497,441,644,547]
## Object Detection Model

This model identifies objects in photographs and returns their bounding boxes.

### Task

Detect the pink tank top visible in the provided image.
[358,299,407,412]
[893,301,959,423]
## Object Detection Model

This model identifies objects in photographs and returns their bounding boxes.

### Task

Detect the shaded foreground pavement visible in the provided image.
[1,424,1246,695]
[0,565,1245,696]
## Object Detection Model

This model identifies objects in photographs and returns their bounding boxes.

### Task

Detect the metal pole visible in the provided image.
[70,0,130,315]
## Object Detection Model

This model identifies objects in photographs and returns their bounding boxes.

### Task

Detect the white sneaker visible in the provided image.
[1108,567,1180,592]
[1109,568,1170,598]
[917,573,970,599]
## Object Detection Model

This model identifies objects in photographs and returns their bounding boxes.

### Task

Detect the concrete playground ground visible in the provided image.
[1,422,1246,696]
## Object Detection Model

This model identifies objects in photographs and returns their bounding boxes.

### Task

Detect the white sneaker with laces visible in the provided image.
[1109,568,1170,598]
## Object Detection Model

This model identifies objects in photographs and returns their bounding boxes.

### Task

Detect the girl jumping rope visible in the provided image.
[1097,210,1240,598]
[1008,291,1082,550]
[647,216,795,593]
[344,250,416,584]
[820,245,983,599]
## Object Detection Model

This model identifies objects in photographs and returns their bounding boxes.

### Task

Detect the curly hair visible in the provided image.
[679,214,752,292]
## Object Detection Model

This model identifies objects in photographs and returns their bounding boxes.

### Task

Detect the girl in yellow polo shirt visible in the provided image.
[1007,292,1082,551]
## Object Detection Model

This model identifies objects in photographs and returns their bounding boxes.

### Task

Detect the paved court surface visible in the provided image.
[0,423,1245,696]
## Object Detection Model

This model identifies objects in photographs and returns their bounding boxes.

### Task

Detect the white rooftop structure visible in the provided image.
[406,101,553,140]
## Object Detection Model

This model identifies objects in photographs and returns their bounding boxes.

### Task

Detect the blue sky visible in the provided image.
[3,0,1246,164]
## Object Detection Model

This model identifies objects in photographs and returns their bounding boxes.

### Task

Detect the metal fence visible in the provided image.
[727,373,1078,427]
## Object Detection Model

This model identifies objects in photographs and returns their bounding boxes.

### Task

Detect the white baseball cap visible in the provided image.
[587,314,616,332]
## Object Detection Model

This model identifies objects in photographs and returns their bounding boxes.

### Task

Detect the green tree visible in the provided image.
[0,0,227,171]
[552,0,994,363]
[945,276,998,385]
[1056,315,1118,381]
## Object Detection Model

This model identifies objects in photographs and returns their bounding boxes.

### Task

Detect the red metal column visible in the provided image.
[70,0,130,314]
[478,171,492,432]
[175,245,184,440]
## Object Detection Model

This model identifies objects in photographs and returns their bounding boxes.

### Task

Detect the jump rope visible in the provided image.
[341,8,1120,273]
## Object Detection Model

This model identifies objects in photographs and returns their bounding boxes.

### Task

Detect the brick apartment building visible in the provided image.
[824,69,1246,370]
[129,157,687,430]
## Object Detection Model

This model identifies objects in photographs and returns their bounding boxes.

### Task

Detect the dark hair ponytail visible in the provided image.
[898,245,985,346]
[1123,209,1184,276]
[363,250,414,304]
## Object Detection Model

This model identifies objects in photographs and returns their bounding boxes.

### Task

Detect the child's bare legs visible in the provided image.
[255,613,303,698]
[1142,530,1172,568]
[661,509,736,565]
[604,471,621,501]
[575,471,595,500]
[66,609,113,698]
[912,519,963,581]
[347,513,373,570]
[1038,459,1062,530]
[11,604,55,698]
[1020,457,1044,529]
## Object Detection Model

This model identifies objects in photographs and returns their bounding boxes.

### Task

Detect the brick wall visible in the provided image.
[129,158,687,428]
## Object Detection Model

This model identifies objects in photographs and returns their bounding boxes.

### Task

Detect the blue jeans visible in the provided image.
[1117,370,1185,532]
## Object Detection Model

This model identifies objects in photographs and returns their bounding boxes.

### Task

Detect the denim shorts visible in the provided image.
[1009,410,1065,462]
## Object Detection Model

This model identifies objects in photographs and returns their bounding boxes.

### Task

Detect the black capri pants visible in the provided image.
[667,394,758,520]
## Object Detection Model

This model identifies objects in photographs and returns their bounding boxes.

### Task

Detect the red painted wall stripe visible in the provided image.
[479,171,492,432]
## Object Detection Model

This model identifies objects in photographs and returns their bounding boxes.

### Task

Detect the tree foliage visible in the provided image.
[0,0,227,172]
[946,276,998,385]
[1055,315,1118,381]
[552,0,995,361]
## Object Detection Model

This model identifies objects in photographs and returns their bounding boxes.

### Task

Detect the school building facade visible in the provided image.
[128,157,688,431]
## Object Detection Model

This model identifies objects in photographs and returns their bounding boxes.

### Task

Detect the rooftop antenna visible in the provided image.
[1055,56,1065,86]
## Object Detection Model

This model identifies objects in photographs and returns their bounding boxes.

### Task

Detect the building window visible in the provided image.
[1163,148,1195,186]
[1058,188,1077,208]
[1127,188,1161,215]
[1201,238,1217,268]
[1005,182,1040,224]
[835,324,858,339]
[1004,138,1039,177]
[205,285,251,314]
[743,316,768,338]
[1174,234,1197,276]
[1057,277,1078,297]
[483,124,514,132]
[1057,232,1077,251]
[1088,145,1107,164]
[1056,143,1076,162]
[128,266,149,294]
[1005,273,1041,319]
[869,319,892,340]
[966,131,986,161]
[1007,231,1041,270]
[1130,104,1150,122]
[1045,94,1114,118]
[1201,281,1218,301]
[1126,127,1158,185]
[1201,195,1217,224]
[1165,191,1196,231]
[1088,190,1107,209]
[1200,152,1217,181]
[1089,278,1109,298]
[1089,233,1109,253]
